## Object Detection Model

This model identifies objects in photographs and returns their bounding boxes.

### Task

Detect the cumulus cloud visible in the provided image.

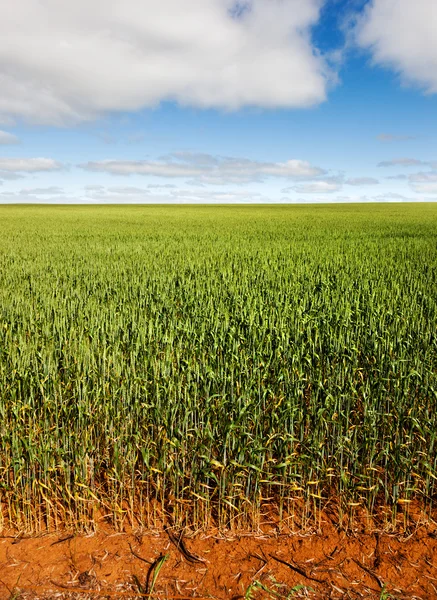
[355,0,437,94]
[0,0,332,125]
[0,158,64,183]
[345,177,379,185]
[0,130,19,144]
[0,158,64,172]
[79,152,325,184]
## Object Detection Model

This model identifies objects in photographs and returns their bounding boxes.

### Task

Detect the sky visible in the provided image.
[1,0,437,204]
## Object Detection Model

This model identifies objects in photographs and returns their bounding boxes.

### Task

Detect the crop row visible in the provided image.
[0,204,436,531]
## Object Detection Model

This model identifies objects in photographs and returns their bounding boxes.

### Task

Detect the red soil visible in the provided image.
[1,516,437,600]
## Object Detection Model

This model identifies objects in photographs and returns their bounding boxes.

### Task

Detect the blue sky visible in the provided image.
[1,0,437,204]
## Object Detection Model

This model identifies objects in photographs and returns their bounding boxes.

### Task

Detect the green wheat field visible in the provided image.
[1,204,436,532]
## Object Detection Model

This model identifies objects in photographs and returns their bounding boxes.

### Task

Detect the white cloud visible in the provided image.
[374,192,412,201]
[0,130,19,144]
[408,172,437,183]
[84,185,105,192]
[407,171,437,193]
[378,158,426,167]
[19,186,65,195]
[281,194,370,204]
[345,177,379,185]
[291,180,342,193]
[0,0,332,125]
[0,157,64,183]
[2,184,434,205]
[107,186,150,195]
[355,0,437,94]
[285,192,431,204]
[0,191,89,204]
[379,169,437,193]
[0,172,25,180]
[0,158,64,172]
[412,183,437,194]
[377,168,437,194]
[147,183,176,189]
[283,175,380,192]
[82,185,268,204]
[79,152,325,184]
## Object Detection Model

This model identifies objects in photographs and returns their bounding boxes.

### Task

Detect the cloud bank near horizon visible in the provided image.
[2,149,436,201]
[79,152,326,185]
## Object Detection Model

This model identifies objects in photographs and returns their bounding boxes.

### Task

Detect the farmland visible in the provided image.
[0,203,436,533]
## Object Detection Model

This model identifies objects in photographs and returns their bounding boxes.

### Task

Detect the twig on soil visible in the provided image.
[352,558,384,589]
[249,553,268,579]
[51,534,75,546]
[312,545,339,567]
[269,553,326,585]
[373,533,381,569]
[128,542,152,565]
[164,527,205,564]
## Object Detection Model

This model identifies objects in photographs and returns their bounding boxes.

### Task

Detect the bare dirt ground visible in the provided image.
[1,515,437,600]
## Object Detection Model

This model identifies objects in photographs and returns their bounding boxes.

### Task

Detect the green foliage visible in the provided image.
[0,204,436,530]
